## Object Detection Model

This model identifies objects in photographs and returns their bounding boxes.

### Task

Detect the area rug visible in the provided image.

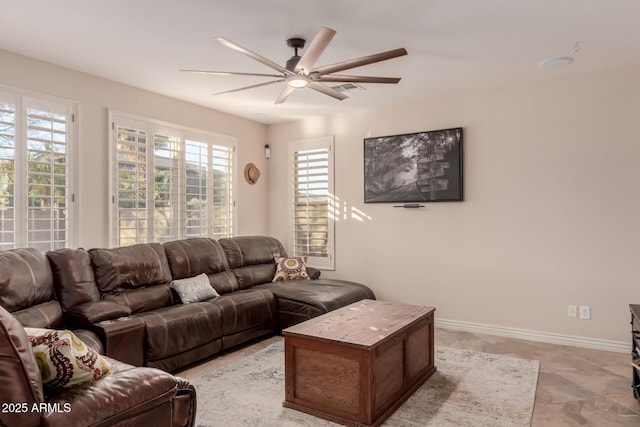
[192,340,539,426]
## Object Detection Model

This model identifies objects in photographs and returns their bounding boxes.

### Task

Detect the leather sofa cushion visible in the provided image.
[219,236,287,269]
[47,248,100,310]
[0,306,44,427]
[259,279,376,309]
[218,236,287,289]
[146,340,222,373]
[273,298,325,330]
[164,238,240,294]
[230,264,278,290]
[0,248,54,313]
[103,285,175,313]
[256,279,376,324]
[208,289,276,336]
[11,301,64,329]
[42,356,180,427]
[135,302,222,362]
[90,243,172,294]
[208,270,241,294]
[163,238,230,277]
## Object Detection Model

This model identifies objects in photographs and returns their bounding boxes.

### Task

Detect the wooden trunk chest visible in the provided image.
[282,299,436,427]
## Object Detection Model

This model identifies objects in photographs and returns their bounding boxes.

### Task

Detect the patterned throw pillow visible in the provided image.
[171,273,220,304]
[272,256,310,282]
[24,327,111,393]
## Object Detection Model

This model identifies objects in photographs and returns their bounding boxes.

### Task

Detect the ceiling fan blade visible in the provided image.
[315,75,401,84]
[308,82,348,101]
[312,48,407,76]
[216,37,293,76]
[180,69,283,78]
[295,27,336,73]
[275,86,295,104]
[211,79,284,96]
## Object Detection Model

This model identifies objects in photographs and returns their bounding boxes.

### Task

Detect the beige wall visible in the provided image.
[0,49,269,247]
[267,65,640,344]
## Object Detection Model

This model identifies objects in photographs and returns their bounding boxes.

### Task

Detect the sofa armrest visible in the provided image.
[173,377,197,427]
[65,302,145,366]
[92,316,146,366]
[66,300,132,323]
[73,329,104,354]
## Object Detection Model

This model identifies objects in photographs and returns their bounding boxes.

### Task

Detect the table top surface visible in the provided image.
[283,299,435,348]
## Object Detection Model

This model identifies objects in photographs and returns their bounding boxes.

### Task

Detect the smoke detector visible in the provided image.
[539,56,574,68]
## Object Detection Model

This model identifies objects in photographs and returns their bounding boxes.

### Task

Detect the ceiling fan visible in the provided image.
[181,27,407,104]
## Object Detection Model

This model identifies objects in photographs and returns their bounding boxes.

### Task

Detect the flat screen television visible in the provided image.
[364,127,463,203]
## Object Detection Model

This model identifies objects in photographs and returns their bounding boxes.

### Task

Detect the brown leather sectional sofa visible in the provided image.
[0,235,374,427]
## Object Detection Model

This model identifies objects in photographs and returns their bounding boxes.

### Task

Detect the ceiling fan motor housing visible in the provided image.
[286,37,306,71]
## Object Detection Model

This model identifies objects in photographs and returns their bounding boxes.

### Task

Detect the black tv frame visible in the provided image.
[364,127,463,203]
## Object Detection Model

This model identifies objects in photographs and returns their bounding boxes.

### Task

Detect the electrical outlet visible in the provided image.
[579,306,591,320]
[568,305,578,318]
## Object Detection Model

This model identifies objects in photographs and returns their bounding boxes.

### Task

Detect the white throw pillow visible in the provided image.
[24,327,111,393]
[171,273,220,304]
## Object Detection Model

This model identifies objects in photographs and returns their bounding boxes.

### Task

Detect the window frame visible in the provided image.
[108,110,236,247]
[0,85,78,250]
[287,136,335,270]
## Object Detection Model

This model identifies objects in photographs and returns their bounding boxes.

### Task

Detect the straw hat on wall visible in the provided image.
[244,163,261,185]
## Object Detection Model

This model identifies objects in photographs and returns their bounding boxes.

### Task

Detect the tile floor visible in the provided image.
[435,328,640,426]
[177,329,640,426]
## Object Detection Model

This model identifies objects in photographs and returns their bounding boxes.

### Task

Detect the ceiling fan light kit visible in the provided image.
[182,27,407,104]
[287,75,309,88]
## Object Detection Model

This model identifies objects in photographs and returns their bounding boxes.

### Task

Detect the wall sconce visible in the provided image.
[264,144,271,159]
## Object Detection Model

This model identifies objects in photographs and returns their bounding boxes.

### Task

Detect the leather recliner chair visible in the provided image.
[0,248,196,427]
[0,305,196,427]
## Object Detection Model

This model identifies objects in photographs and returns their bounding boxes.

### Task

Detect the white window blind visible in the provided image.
[185,140,208,238]
[210,144,234,239]
[0,89,76,251]
[110,112,235,246]
[184,139,234,239]
[153,133,181,242]
[0,100,16,250]
[115,124,148,246]
[288,136,335,270]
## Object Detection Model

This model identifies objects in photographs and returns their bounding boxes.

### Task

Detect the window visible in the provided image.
[110,112,235,247]
[0,88,77,251]
[288,136,335,270]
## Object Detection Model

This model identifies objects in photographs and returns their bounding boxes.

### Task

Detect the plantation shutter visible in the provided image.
[114,120,149,246]
[0,90,76,251]
[153,132,181,242]
[0,96,16,250]
[289,137,334,270]
[25,99,72,250]
[110,111,235,246]
[185,140,209,238]
[210,142,233,239]
[184,139,234,239]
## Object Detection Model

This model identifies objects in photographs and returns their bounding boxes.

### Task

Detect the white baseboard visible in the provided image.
[435,318,630,353]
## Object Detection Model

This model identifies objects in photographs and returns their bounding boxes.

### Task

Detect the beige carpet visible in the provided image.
[192,340,539,426]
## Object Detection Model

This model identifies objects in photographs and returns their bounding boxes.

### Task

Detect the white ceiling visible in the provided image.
[1,1,639,124]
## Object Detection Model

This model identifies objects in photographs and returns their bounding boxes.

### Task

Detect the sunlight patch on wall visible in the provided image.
[331,195,373,223]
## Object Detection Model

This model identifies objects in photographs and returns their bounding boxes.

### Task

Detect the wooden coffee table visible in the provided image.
[282,299,436,427]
